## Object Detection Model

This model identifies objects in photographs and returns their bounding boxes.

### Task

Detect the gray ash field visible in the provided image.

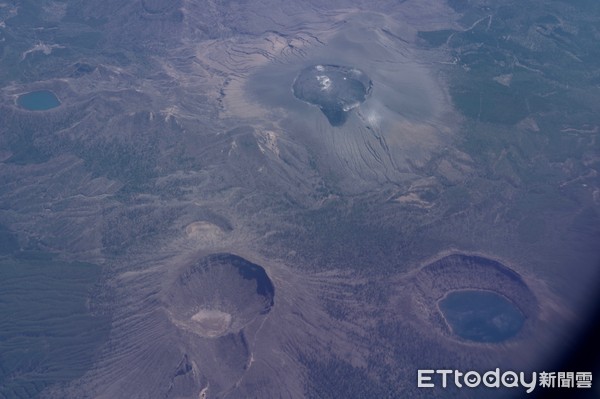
[0,1,599,399]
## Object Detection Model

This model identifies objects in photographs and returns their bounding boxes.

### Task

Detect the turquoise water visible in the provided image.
[17,90,61,110]
[439,290,525,343]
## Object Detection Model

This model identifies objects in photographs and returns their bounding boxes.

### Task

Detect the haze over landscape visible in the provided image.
[1,1,599,398]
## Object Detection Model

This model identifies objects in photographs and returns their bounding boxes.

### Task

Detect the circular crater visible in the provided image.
[166,254,274,338]
[184,221,226,244]
[411,254,537,343]
[292,64,372,126]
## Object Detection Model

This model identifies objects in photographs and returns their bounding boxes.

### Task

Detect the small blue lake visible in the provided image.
[438,290,525,343]
[17,90,61,111]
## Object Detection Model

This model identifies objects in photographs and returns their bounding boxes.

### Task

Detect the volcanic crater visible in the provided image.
[292,64,372,126]
[409,254,538,343]
[166,253,274,338]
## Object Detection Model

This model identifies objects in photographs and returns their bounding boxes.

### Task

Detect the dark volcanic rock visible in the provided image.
[292,64,372,126]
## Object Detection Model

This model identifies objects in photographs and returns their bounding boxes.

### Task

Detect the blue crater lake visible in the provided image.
[438,290,525,343]
[17,90,61,111]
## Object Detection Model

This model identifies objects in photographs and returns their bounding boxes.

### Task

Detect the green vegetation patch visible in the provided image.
[417,30,456,47]
[450,80,529,125]
[0,258,109,398]
[0,225,19,255]
[304,357,390,399]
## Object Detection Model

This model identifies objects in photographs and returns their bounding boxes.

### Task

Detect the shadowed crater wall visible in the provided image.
[166,253,274,338]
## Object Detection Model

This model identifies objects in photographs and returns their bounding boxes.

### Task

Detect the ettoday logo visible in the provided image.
[418,369,537,393]
[418,369,593,394]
